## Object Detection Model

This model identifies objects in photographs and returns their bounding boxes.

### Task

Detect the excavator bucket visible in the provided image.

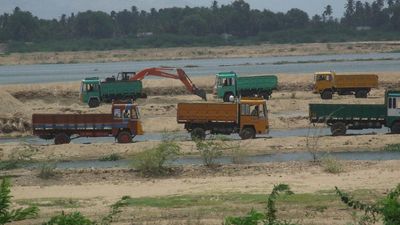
[194,89,207,101]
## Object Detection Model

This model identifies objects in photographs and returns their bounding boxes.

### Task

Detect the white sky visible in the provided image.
[0,0,375,19]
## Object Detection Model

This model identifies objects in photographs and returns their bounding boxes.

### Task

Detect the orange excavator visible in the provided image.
[129,67,207,101]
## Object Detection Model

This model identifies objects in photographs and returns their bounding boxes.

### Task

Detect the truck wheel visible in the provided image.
[88,98,100,108]
[54,133,71,145]
[239,127,255,140]
[331,122,346,136]
[117,131,132,143]
[321,90,333,100]
[355,90,368,98]
[391,122,400,134]
[191,128,206,140]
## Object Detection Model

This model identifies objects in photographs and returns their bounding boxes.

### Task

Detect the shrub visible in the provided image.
[231,145,247,164]
[225,184,297,225]
[43,196,131,225]
[43,212,93,225]
[321,156,343,174]
[98,153,121,162]
[383,143,400,152]
[0,178,39,224]
[195,140,223,167]
[131,139,180,176]
[335,184,400,225]
[38,162,57,179]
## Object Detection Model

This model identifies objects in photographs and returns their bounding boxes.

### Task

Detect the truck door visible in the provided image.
[388,94,400,117]
[240,102,269,134]
[216,75,236,99]
[314,73,333,93]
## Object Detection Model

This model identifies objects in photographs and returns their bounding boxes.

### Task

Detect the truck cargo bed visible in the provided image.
[32,114,114,131]
[237,75,277,91]
[177,103,238,123]
[309,104,386,123]
[334,74,378,88]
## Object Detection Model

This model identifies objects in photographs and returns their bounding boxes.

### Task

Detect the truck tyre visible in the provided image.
[331,122,346,136]
[355,90,368,98]
[223,93,233,102]
[117,131,132,143]
[88,98,100,108]
[391,122,400,134]
[54,133,71,145]
[239,127,255,140]
[191,128,206,140]
[321,90,333,100]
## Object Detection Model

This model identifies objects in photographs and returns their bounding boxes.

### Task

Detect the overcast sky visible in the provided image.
[0,0,374,19]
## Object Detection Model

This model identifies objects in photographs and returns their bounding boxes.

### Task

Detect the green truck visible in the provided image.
[309,90,400,136]
[80,72,145,108]
[213,72,278,102]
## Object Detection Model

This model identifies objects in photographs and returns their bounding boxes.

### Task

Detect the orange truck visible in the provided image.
[177,99,269,140]
[313,71,379,99]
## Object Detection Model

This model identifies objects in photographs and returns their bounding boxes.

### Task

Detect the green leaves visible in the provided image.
[0,178,38,224]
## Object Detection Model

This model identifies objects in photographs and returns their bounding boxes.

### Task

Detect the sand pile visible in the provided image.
[0,90,31,134]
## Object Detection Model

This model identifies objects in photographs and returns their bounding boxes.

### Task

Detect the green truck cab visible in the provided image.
[80,72,145,108]
[309,90,400,135]
[213,72,278,102]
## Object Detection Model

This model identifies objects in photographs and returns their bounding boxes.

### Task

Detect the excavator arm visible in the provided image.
[130,67,207,101]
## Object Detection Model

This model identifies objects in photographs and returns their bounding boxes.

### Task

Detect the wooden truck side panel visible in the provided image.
[177,103,238,123]
[334,74,379,89]
[32,113,141,137]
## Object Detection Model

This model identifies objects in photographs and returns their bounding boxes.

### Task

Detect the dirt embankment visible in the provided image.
[1,41,400,66]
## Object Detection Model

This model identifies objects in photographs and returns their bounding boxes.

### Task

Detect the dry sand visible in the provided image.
[2,41,400,65]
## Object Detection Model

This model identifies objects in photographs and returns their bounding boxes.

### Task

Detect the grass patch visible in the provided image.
[17,198,81,208]
[123,192,338,209]
[383,143,400,152]
[37,162,58,179]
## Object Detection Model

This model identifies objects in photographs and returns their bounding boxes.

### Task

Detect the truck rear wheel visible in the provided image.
[321,90,333,100]
[239,127,255,140]
[391,122,400,134]
[191,128,206,140]
[331,122,346,136]
[355,90,368,98]
[117,131,132,143]
[54,133,71,145]
[88,98,100,108]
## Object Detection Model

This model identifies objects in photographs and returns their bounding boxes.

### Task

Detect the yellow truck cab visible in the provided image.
[313,71,378,99]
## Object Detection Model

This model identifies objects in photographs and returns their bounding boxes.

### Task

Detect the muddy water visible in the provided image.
[1,53,400,84]
[20,150,400,169]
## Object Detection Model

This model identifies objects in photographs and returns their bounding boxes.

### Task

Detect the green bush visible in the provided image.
[98,153,121,162]
[335,184,400,225]
[195,140,223,167]
[383,143,400,152]
[43,212,93,225]
[0,178,38,224]
[38,163,58,179]
[321,156,343,174]
[225,184,297,225]
[131,139,180,176]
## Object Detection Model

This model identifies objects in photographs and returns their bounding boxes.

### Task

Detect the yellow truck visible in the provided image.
[177,99,269,140]
[313,71,379,99]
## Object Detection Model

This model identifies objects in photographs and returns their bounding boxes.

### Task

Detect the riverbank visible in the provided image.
[2,41,400,66]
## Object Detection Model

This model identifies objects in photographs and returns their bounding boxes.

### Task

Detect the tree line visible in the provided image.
[1,0,400,51]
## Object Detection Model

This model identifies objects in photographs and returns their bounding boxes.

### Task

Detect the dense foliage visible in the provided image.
[1,0,400,52]
[335,184,400,225]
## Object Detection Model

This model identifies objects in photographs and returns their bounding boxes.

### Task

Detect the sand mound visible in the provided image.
[0,90,31,134]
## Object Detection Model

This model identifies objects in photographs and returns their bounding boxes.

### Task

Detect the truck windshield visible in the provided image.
[315,75,326,81]
[218,78,233,86]
[241,104,265,118]
[86,83,98,92]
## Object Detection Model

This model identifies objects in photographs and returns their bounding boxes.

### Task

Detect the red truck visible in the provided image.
[32,102,143,144]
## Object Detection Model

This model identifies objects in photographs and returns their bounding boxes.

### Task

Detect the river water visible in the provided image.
[1,52,400,84]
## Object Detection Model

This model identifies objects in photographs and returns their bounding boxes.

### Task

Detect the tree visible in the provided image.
[343,0,355,25]
[74,11,114,38]
[4,7,39,41]
[285,8,309,28]
[323,5,333,22]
